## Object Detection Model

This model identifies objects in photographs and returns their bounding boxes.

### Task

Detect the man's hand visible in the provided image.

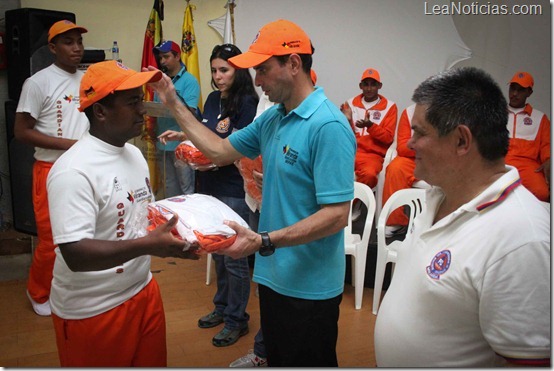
[340,101,353,122]
[355,119,373,129]
[143,66,179,107]
[217,220,261,259]
[158,130,185,145]
[148,214,200,260]
[536,158,551,186]
[252,169,263,191]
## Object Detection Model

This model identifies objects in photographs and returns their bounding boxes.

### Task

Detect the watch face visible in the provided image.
[259,245,274,257]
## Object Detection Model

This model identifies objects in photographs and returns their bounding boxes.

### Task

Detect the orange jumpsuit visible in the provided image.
[382,105,417,226]
[506,104,550,202]
[348,94,397,188]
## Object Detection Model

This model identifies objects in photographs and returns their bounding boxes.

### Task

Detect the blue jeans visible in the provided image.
[253,328,266,358]
[157,150,195,197]
[212,195,251,330]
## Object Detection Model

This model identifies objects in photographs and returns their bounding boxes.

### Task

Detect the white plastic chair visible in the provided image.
[345,181,377,310]
[372,188,426,315]
[206,253,214,285]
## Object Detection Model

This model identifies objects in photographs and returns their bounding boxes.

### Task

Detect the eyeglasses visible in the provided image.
[211,43,241,56]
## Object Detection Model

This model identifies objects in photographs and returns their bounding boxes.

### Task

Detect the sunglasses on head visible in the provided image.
[211,43,241,56]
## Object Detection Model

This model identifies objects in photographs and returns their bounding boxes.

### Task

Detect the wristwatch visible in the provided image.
[259,232,275,257]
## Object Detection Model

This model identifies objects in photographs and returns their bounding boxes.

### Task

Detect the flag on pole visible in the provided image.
[141,0,164,194]
[181,1,202,110]
[223,1,234,44]
[208,0,235,44]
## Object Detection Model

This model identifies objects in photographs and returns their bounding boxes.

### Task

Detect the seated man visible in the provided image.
[381,104,417,236]
[341,68,397,188]
[505,71,550,202]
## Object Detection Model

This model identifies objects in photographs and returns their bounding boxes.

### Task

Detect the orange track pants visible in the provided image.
[52,278,167,367]
[506,157,550,202]
[27,161,55,304]
[382,156,416,226]
[355,152,384,188]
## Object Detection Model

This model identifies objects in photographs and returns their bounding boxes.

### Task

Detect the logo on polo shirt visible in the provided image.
[426,249,451,280]
[283,144,298,166]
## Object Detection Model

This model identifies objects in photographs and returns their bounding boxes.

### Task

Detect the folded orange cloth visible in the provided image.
[175,141,215,169]
[146,194,250,253]
[236,156,263,204]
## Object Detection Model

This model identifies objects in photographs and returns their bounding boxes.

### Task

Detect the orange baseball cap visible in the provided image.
[509,71,534,88]
[228,19,312,69]
[79,60,162,111]
[48,20,88,43]
[361,68,381,83]
[310,69,317,85]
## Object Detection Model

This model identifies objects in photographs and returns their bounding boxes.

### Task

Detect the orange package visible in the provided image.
[236,156,263,204]
[146,194,250,253]
[174,140,216,170]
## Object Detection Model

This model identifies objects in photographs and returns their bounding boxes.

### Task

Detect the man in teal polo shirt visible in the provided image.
[153,40,200,197]
[150,20,356,367]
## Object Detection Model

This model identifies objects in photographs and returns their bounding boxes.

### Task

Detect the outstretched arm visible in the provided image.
[145,67,242,166]
[59,215,199,272]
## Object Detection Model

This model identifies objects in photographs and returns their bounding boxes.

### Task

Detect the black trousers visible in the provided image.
[258,284,342,367]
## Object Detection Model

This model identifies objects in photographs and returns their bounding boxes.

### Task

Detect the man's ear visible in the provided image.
[456,125,472,155]
[92,102,109,122]
[48,42,56,55]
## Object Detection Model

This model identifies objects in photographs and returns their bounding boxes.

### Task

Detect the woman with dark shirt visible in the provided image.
[196,44,258,347]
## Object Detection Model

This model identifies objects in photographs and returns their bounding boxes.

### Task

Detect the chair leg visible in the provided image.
[354,254,366,310]
[351,255,356,287]
[206,253,212,285]
[372,254,388,315]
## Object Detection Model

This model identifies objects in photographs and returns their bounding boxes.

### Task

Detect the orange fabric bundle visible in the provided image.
[193,231,237,252]
[146,194,250,253]
[174,140,216,170]
[236,156,263,204]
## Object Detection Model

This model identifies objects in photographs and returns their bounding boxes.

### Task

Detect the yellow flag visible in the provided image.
[141,0,164,195]
[181,2,203,111]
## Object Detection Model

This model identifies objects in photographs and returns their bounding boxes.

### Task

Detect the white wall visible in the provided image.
[0,0,551,224]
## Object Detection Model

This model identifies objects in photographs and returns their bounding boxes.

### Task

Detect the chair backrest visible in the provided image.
[346,182,377,241]
[377,188,426,245]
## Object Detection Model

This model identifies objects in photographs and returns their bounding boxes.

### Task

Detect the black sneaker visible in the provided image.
[212,326,249,347]
[198,310,224,328]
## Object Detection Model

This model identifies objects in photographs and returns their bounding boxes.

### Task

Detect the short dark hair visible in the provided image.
[83,92,117,123]
[412,67,509,161]
[274,43,315,74]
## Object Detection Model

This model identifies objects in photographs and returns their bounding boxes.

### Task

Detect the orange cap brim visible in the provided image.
[116,70,163,91]
[228,52,273,69]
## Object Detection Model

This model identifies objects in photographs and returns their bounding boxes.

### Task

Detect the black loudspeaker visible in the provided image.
[6,8,76,101]
[5,100,37,236]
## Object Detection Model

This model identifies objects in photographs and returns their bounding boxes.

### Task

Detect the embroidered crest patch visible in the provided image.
[216,118,231,133]
[426,250,451,280]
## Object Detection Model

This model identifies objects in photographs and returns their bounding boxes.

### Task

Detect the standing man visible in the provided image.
[14,20,90,316]
[505,71,550,202]
[374,67,550,367]
[341,68,398,188]
[149,19,356,366]
[47,60,198,367]
[153,40,200,197]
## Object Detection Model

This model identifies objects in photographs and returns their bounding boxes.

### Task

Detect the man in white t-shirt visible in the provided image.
[46,60,199,367]
[14,20,90,316]
[374,67,550,367]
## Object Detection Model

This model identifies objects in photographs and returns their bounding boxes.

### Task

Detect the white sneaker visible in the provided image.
[26,290,51,316]
[229,349,267,367]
